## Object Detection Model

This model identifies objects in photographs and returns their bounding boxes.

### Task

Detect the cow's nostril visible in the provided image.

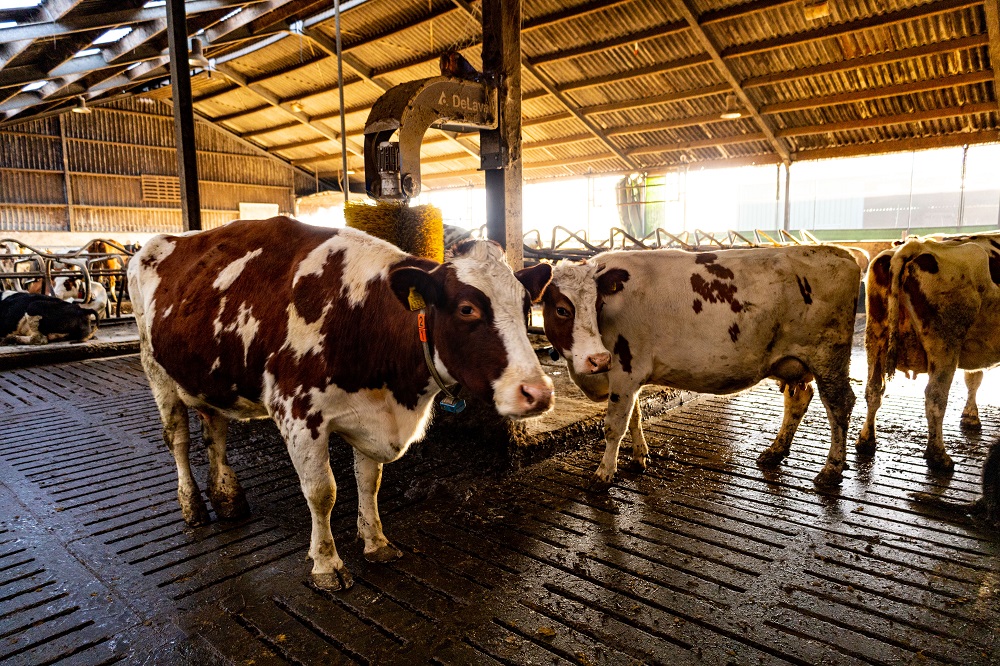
[587,352,611,373]
[518,383,553,412]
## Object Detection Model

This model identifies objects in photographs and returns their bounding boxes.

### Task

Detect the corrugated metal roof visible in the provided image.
[0,0,995,189]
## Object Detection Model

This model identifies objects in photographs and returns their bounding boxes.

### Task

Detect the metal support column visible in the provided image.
[165,0,202,231]
[783,163,791,231]
[481,0,523,269]
[58,115,74,232]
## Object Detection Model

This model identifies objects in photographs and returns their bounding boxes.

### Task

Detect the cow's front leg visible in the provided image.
[924,363,957,472]
[285,428,352,591]
[961,370,984,430]
[354,449,402,563]
[759,382,814,467]
[624,398,648,472]
[592,386,640,490]
[200,410,250,520]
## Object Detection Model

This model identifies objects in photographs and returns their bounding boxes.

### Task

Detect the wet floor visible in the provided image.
[0,348,998,664]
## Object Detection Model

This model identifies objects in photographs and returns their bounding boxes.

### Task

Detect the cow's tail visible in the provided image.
[883,241,919,381]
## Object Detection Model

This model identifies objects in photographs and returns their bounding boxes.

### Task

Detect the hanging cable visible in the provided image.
[334,0,349,201]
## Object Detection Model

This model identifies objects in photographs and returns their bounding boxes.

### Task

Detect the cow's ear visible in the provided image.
[515,263,552,303]
[388,265,445,310]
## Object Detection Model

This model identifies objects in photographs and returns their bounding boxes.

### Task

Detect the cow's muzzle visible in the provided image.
[513,377,554,416]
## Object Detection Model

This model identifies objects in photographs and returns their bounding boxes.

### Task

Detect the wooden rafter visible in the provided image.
[984,0,1000,117]
[759,71,994,115]
[673,0,790,163]
[212,61,365,157]
[722,0,981,59]
[792,130,1000,161]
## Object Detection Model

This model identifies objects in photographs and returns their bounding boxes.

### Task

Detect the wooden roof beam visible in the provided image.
[529,20,688,67]
[580,82,729,116]
[984,0,1000,117]
[698,0,800,25]
[605,112,730,136]
[791,130,1000,161]
[742,34,990,89]
[450,0,637,170]
[626,133,769,156]
[0,0,261,44]
[759,70,994,114]
[557,53,712,94]
[213,61,366,158]
[722,0,981,59]
[673,0,790,163]
[776,102,997,137]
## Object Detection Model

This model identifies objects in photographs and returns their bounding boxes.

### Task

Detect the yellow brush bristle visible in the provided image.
[345,201,443,262]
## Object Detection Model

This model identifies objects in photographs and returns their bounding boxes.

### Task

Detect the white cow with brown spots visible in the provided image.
[129,216,554,590]
[858,237,1000,471]
[537,246,862,487]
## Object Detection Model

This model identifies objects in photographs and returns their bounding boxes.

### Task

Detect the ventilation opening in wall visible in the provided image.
[141,174,181,202]
[239,202,280,220]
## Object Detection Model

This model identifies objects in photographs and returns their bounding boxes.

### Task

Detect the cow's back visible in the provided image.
[129,217,417,412]
[594,245,860,392]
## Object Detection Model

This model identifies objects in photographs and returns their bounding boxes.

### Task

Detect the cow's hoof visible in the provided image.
[212,494,251,521]
[180,498,211,527]
[311,568,354,592]
[960,415,982,431]
[364,543,403,563]
[924,450,955,472]
[757,448,787,468]
[813,467,843,487]
[624,456,648,473]
[586,476,614,493]
[855,434,877,456]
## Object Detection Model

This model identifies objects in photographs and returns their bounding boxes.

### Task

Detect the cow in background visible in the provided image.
[130,216,554,590]
[0,291,98,344]
[53,277,109,319]
[83,239,125,294]
[859,237,1000,471]
[534,246,862,487]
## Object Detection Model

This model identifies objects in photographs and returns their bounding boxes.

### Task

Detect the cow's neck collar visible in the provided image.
[416,308,466,414]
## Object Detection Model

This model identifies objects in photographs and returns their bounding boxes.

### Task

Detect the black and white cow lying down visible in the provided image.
[534,246,862,488]
[129,216,554,590]
[0,291,98,344]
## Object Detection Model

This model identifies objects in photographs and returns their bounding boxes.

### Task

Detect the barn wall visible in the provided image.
[0,98,315,237]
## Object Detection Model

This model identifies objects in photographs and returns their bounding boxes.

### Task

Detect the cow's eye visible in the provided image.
[458,302,481,319]
[556,306,571,318]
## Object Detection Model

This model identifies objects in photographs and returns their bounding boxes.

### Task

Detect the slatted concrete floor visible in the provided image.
[0,354,998,664]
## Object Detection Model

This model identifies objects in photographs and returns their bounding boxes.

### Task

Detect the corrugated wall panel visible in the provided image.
[0,103,300,234]
[0,134,61,171]
[0,170,65,205]
[0,205,68,232]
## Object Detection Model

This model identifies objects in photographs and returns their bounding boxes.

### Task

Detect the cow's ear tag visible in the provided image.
[439,395,466,414]
[408,287,426,311]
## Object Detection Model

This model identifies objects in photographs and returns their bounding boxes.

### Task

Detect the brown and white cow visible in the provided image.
[538,246,862,487]
[858,237,1000,471]
[129,216,554,590]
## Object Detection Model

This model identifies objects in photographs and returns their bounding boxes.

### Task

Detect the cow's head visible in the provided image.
[389,240,554,418]
[525,261,612,401]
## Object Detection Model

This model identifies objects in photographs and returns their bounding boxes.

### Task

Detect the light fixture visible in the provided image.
[290,101,304,113]
[71,96,92,114]
[720,93,742,119]
[188,37,209,69]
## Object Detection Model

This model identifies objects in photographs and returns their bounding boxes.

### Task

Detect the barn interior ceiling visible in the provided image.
[0,0,997,191]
